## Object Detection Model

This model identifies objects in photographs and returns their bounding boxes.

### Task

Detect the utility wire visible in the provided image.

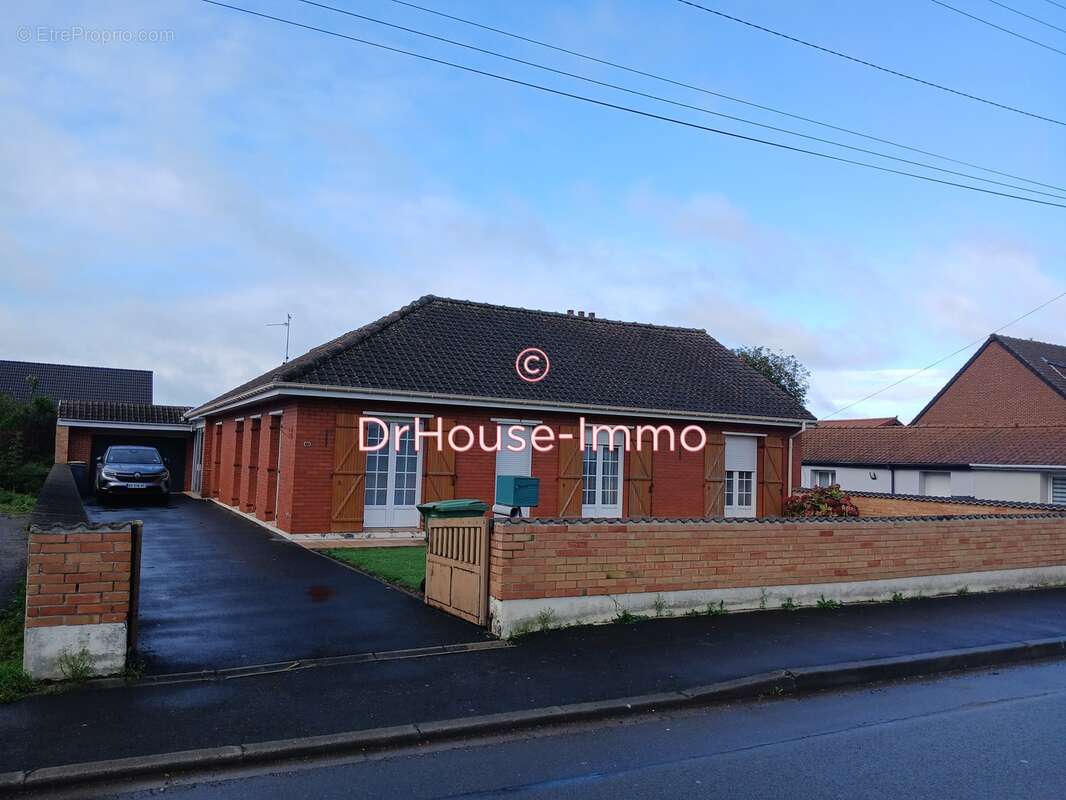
[1042,0,1066,12]
[822,290,1066,419]
[985,0,1066,35]
[675,0,1066,127]
[930,0,1066,57]
[287,0,1066,200]
[382,0,1066,195]
[201,0,1066,208]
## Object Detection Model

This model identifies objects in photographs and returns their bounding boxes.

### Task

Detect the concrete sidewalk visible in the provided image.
[3,586,1066,774]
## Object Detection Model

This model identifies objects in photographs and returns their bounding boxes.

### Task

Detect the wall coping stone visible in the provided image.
[499,511,1066,527]
[818,487,1065,512]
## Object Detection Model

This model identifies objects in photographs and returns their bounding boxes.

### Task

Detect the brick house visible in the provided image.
[184,296,815,537]
[802,334,1066,505]
[911,334,1066,426]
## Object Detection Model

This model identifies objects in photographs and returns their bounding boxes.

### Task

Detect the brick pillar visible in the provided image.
[255,415,281,521]
[24,523,139,680]
[54,425,70,464]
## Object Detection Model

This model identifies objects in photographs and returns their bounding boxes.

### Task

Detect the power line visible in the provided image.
[822,290,1066,419]
[985,0,1066,35]
[930,0,1066,57]
[675,0,1066,127]
[381,0,1066,195]
[288,0,1066,201]
[1042,0,1066,12]
[201,0,1066,208]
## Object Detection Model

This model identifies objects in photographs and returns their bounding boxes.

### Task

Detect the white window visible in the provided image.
[495,425,532,515]
[812,469,836,488]
[725,435,757,518]
[1052,475,1066,505]
[363,420,423,528]
[581,428,624,517]
[920,471,951,498]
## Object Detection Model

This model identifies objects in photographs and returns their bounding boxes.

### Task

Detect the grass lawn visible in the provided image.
[0,581,35,703]
[325,546,426,591]
[0,490,35,516]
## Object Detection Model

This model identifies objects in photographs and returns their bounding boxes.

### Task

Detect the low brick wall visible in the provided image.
[23,523,140,679]
[488,514,1066,636]
[847,491,1059,517]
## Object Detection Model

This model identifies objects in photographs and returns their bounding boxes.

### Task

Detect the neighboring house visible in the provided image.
[55,401,195,492]
[0,359,152,405]
[818,417,902,428]
[185,296,815,535]
[802,425,1066,505]
[911,334,1066,426]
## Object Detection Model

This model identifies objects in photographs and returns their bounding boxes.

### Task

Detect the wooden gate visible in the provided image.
[425,515,490,626]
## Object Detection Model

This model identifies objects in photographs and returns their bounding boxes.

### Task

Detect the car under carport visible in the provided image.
[55,400,194,492]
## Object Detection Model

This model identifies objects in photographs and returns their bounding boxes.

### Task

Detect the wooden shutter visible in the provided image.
[627,428,654,517]
[703,429,725,517]
[760,434,785,517]
[423,418,458,503]
[557,423,583,517]
[331,412,366,531]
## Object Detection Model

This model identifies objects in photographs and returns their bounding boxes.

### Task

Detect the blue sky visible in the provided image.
[4,0,1064,419]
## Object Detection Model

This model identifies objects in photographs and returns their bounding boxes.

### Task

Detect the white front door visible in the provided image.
[363,421,423,528]
[191,427,204,494]
[581,429,624,517]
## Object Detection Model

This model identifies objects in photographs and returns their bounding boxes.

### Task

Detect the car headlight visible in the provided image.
[101,468,117,478]
[161,470,170,480]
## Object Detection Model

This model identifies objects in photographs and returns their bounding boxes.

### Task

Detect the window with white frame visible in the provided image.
[582,428,625,517]
[812,469,836,488]
[1052,475,1066,505]
[724,435,757,518]
[495,424,533,515]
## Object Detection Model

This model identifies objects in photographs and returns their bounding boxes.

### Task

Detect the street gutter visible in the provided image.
[4,636,1065,794]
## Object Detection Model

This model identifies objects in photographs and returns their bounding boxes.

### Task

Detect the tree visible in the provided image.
[733,345,810,406]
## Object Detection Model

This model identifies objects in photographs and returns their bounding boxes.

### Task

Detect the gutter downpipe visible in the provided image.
[787,422,808,497]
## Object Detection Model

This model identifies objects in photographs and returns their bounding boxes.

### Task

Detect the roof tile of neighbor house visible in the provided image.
[818,416,902,428]
[802,424,1066,467]
[192,296,815,421]
[0,360,152,404]
[59,401,192,426]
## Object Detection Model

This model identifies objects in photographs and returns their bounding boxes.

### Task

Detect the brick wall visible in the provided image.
[850,493,1052,516]
[25,525,134,628]
[490,515,1066,602]
[916,341,1066,425]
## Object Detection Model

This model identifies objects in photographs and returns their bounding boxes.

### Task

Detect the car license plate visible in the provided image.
[126,482,148,489]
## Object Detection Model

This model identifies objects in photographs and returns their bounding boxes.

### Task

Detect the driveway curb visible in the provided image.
[4,637,1064,793]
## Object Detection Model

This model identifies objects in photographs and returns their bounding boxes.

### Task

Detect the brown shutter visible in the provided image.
[423,418,457,503]
[627,427,654,517]
[557,423,583,517]
[703,429,725,517]
[760,434,785,517]
[330,412,366,532]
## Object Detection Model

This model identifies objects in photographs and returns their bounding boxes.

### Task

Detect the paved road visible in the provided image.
[0,513,28,605]
[85,495,488,673]
[100,659,1066,799]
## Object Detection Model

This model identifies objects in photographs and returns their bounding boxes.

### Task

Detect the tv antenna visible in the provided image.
[267,313,292,362]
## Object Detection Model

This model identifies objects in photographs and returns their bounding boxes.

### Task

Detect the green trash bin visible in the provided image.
[417,499,489,519]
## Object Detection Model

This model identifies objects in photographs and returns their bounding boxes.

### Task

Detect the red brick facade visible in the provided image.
[915,340,1066,426]
[199,397,801,534]
[25,526,135,628]
[490,514,1066,601]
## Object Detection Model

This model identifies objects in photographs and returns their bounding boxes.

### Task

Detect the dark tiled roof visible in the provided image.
[192,296,815,421]
[0,360,151,404]
[58,400,192,426]
[818,416,902,428]
[802,424,1066,467]
[994,334,1066,401]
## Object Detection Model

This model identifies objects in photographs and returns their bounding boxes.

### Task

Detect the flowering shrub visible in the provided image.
[783,485,859,517]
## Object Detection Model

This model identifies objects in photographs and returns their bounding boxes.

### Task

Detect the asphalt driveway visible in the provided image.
[85,496,489,674]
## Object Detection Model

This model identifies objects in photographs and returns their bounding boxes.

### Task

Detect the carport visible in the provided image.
[55,400,194,492]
